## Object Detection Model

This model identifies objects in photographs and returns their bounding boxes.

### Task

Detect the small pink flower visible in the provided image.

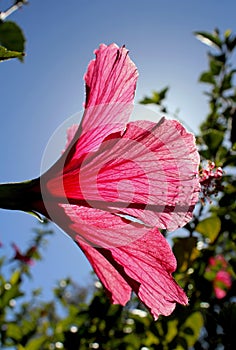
[206,255,232,299]
[199,161,223,202]
[214,270,232,299]
[208,254,227,268]
[12,243,36,266]
[15,44,200,319]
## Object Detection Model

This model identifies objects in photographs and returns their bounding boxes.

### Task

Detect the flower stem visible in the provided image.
[0,179,40,212]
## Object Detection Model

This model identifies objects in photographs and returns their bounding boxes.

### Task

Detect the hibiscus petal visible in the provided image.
[84,43,138,109]
[69,44,138,155]
[106,227,188,319]
[41,44,138,180]
[77,240,132,305]
[57,205,188,318]
[52,118,199,231]
[48,203,187,319]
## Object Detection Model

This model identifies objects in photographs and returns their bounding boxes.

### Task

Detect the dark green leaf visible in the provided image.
[0,45,24,61]
[158,86,169,100]
[221,73,234,92]
[199,71,215,84]
[210,59,222,75]
[223,154,236,166]
[0,21,25,61]
[173,237,198,271]
[208,52,226,63]
[140,96,154,104]
[216,146,228,163]
[226,34,236,51]
[202,129,224,152]
[140,87,169,105]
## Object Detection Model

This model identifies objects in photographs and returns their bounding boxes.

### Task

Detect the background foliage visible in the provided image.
[0,5,236,349]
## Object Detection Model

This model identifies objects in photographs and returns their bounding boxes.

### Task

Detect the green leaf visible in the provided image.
[216,146,228,163]
[226,34,236,51]
[25,211,44,222]
[194,31,222,49]
[173,237,198,271]
[202,129,224,152]
[10,270,21,285]
[224,29,232,39]
[6,322,22,341]
[140,87,169,105]
[0,21,25,61]
[221,73,234,92]
[25,336,48,350]
[208,52,226,64]
[0,45,24,61]
[158,86,169,100]
[195,216,221,243]
[199,71,215,84]
[179,312,204,348]
[1,284,24,308]
[210,59,222,76]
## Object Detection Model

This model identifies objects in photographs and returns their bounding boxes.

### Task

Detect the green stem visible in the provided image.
[0,179,40,212]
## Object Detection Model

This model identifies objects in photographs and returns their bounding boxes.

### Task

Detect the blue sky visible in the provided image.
[1,0,236,298]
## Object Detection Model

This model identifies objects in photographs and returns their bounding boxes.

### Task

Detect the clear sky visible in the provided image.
[1,0,236,298]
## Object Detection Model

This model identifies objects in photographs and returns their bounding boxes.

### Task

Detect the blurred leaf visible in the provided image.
[10,269,21,285]
[208,52,226,63]
[173,237,199,271]
[195,31,222,49]
[6,322,22,341]
[0,45,24,61]
[140,87,169,105]
[195,216,221,243]
[202,129,224,152]
[158,86,169,100]
[224,29,232,39]
[17,346,25,350]
[24,336,48,350]
[199,71,215,84]
[221,72,235,91]
[1,284,23,308]
[178,312,204,349]
[223,154,236,166]
[176,336,188,350]
[210,59,222,75]
[0,21,25,61]
[226,34,236,51]
[165,319,178,343]
[216,146,228,163]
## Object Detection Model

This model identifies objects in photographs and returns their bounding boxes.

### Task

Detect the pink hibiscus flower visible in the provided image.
[0,44,200,319]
